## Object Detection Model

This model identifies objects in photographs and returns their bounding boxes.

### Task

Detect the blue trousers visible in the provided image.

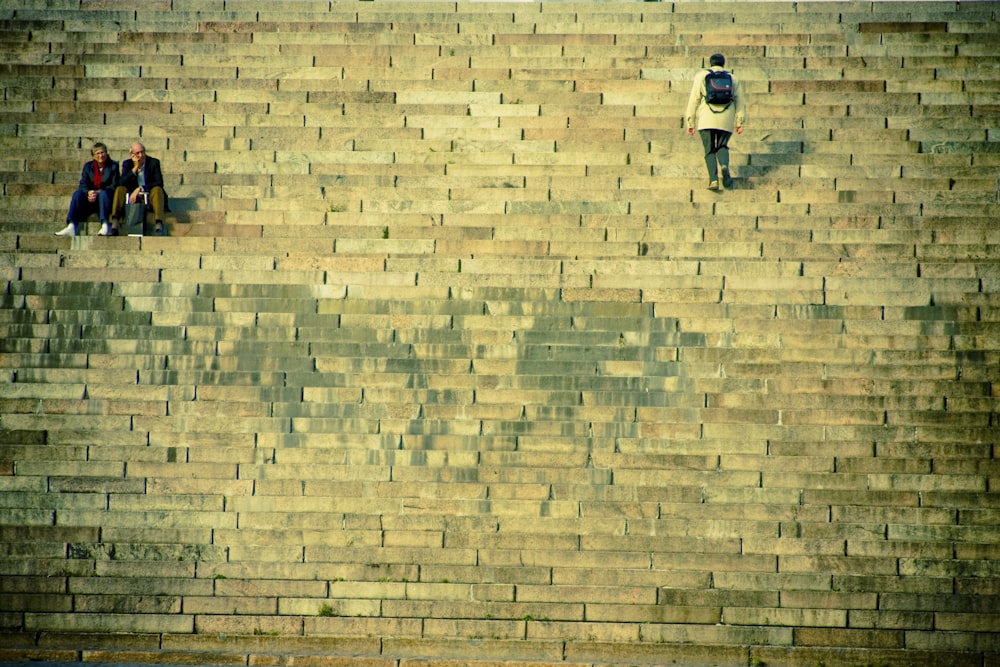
[67,188,113,224]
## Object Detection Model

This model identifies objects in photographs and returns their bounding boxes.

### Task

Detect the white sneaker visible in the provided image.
[55,223,76,236]
[98,222,112,236]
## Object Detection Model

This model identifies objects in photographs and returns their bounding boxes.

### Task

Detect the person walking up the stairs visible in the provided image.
[56,142,120,236]
[685,53,746,191]
[113,142,168,236]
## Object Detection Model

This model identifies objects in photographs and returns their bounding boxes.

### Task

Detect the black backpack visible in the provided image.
[704,70,734,108]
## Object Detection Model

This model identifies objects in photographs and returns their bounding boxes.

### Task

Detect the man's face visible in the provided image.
[131,146,146,166]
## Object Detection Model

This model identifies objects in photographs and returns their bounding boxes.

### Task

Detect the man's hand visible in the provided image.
[129,188,143,204]
[736,126,744,135]
[687,127,695,136]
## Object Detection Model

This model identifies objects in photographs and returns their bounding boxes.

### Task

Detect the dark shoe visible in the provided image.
[721,168,733,189]
[154,221,164,235]
[110,226,120,236]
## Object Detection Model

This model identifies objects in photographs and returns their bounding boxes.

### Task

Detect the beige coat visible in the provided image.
[685,66,746,133]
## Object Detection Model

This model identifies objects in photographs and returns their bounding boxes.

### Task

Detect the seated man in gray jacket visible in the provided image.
[112,141,168,235]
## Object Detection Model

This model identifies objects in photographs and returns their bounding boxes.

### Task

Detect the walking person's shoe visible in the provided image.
[721,167,733,189]
[55,223,77,236]
[708,180,720,191]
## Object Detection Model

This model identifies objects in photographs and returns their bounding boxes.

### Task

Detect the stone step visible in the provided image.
[2,2,998,665]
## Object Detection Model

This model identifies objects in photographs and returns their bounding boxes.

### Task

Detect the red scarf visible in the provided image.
[93,161,103,188]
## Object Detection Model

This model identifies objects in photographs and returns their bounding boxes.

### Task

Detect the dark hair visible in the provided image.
[709,53,725,67]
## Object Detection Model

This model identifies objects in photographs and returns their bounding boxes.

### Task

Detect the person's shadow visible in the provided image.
[731,131,803,189]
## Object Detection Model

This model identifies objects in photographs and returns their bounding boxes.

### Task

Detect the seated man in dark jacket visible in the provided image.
[112,141,168,235]
[56,142,120,236]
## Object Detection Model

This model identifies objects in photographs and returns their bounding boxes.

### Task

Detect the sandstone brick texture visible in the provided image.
[1,2,998,666]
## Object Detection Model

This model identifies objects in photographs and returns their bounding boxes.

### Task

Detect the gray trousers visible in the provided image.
[699,129,731,181]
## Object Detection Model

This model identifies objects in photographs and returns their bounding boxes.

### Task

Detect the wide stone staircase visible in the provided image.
[1,1,998,665]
